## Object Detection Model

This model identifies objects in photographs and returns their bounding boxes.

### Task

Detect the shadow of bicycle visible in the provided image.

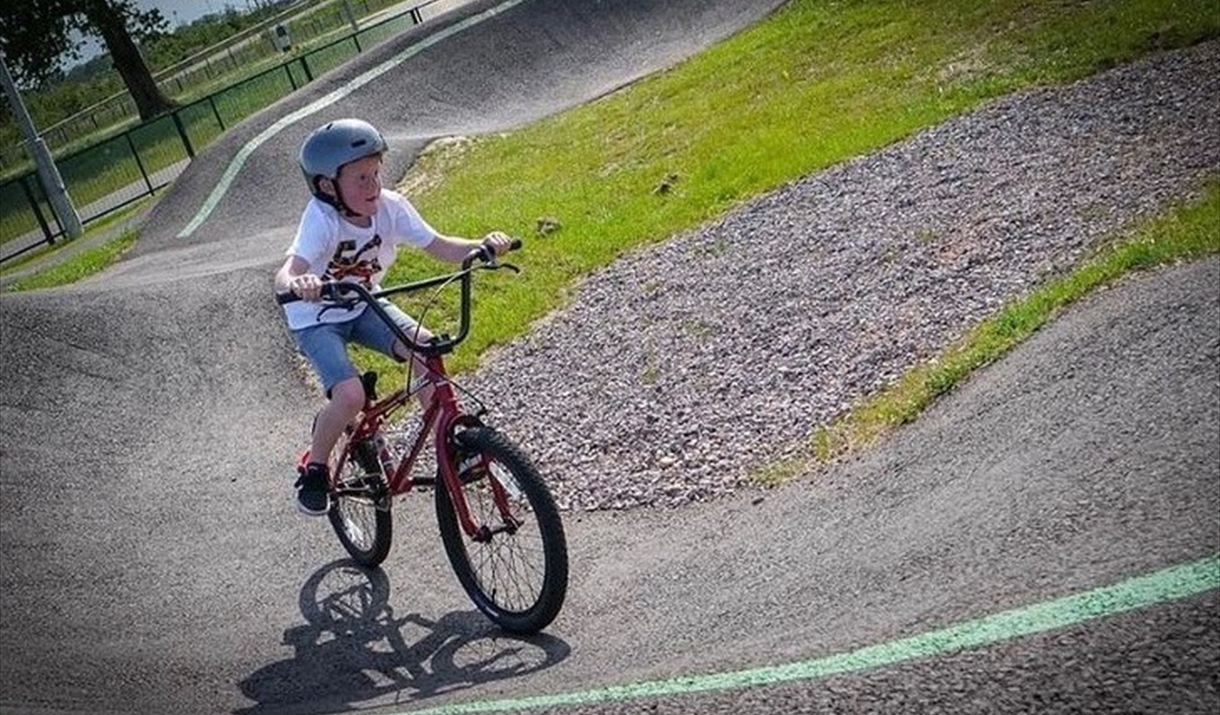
[234,559,571,714]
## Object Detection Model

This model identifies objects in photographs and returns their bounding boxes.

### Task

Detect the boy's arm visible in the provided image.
[422,231,514,263]
[278,203,332,300]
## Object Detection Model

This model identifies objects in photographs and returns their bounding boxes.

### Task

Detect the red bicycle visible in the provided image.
[277,243,567,635]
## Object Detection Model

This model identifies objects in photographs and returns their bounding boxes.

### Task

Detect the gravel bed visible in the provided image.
[462,41,1219,512]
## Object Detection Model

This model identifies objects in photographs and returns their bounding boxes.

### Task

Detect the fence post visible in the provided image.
[0,51,81,240]
[340,0,360,33]
[126,133,154,194]
[18,173,54,245]
[171,110,196,159]
[209,96,225,132]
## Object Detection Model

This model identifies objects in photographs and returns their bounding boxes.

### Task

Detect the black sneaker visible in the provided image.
[295,462,330,516]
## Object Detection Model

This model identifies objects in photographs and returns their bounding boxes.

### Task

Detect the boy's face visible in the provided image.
[323,154,382,216]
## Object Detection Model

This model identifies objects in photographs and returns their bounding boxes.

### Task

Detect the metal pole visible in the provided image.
[0,50,84,240]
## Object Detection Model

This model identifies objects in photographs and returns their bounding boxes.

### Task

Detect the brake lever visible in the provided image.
[316,301,358,319]
[314,284,361,319]
[479,259,520,274]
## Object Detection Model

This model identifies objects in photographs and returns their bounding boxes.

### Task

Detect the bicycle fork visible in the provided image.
[443,430,523,542]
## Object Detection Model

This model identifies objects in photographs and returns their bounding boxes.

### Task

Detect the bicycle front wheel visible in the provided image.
[328,436,393,568]
[435,426,568,634]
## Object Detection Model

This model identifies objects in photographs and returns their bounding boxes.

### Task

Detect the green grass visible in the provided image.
[3,228,139,292]
[374,0,1218,380]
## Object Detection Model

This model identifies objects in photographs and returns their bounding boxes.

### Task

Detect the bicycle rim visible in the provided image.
[435,426,567,634]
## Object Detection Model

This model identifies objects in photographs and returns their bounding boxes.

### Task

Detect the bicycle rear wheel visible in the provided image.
[328,436,393,568]
[435,426,567,634]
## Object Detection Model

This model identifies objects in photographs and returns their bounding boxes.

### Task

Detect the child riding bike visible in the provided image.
[274,117,514,516]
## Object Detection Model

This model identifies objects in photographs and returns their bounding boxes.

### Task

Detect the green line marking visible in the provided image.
[176,0,531,239]
[399,555,1220,714]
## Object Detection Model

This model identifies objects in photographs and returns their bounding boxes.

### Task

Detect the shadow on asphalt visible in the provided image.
[235,559,571,713]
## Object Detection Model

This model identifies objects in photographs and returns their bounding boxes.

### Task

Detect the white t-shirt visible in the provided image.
[282,190,438,330]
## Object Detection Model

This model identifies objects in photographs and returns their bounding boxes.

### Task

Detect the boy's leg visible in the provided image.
[403,353,436,410]
[297,376,364,516]
[292,321,363,515]
[309,376,365,468]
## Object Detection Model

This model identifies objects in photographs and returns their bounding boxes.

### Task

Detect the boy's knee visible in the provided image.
[330,377,365,412]
[391,335,432,362]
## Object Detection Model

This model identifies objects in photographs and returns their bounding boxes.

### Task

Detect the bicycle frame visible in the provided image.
[315,252,522,542]
[337,352,517,542]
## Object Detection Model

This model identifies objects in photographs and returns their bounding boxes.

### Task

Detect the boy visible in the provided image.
[275,118,512,515]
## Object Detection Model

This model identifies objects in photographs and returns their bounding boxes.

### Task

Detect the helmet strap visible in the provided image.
[332,183,361,217]
[313,176,360,217]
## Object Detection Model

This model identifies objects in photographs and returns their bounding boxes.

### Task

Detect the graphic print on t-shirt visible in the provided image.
[325,234,383,285]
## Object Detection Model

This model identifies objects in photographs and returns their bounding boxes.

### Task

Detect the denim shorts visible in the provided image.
[291,301,425,396]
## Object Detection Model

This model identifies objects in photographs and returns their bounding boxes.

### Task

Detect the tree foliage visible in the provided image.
[143,7,255,71]
[0,0,176,120]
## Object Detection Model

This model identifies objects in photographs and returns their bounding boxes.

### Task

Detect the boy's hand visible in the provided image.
[481,231,514,256]
[290,273,324,301]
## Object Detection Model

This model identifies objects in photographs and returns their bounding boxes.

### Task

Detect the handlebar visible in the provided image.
[275,239,522,356]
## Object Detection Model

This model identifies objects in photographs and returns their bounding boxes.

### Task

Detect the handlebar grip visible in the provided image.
[467,237,524,268]
[275,283,345,305]
[485,238,524,259]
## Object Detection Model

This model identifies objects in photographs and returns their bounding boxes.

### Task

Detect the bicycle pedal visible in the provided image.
[458,463,485,480]
[457,456,487,483]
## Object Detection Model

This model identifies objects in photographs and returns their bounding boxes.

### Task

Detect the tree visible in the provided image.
[0,0,176,121]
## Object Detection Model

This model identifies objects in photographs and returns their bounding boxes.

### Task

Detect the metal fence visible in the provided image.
[0,0,457,266]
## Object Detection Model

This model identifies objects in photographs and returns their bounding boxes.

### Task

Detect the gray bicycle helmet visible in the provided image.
[299,118,388,208]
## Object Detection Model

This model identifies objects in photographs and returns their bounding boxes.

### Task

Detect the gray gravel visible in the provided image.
[462,40,1219,512]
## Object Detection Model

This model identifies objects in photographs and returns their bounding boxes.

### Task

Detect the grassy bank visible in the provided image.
[388,0,1218,376]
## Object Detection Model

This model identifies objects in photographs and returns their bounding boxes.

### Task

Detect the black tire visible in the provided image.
[435,426,567,634]
[328,436,393,568]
